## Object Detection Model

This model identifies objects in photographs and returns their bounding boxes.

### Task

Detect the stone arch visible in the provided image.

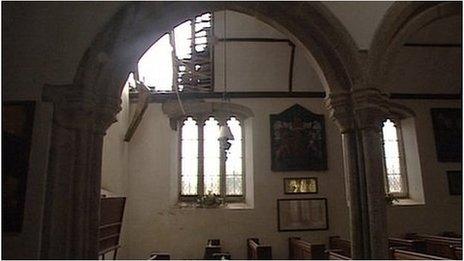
[367,1,461,88]
[40,2,365,259]
[74,1,362,104]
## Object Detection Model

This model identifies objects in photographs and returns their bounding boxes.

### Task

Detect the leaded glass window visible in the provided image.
[180,117,198,195]
[381,119,408,197]
[179,116,245,201]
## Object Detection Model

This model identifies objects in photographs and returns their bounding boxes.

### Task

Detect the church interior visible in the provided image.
[2,1,462,260]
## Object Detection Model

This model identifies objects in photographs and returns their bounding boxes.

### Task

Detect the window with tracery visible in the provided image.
[381,119,408,197]
[179,115,244,202]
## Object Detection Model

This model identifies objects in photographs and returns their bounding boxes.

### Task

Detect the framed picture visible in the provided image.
[277,198,328,231]
[270,104,327,171]
[446,170,462,195]
[284,177,318,194]
[2,101,35,233]
[430,108,462,162]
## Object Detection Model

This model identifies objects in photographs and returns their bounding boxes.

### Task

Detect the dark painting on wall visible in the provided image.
[446,170,462,195]
[431,108,462,162]
[270,104,327,171]
[2,101,35,233]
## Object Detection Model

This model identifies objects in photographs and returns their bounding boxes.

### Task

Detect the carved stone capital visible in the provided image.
[43,84,121,134]
[352,88,390,131]
[325,92,355,133]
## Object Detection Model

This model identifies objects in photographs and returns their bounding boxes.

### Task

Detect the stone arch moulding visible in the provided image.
[74,1,363,105]
[366,1,462,88]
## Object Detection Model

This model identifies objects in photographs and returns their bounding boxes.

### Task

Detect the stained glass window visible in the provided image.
[382,119,407,195]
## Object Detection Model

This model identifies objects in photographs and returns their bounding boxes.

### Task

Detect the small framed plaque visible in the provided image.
[284,177,318,194]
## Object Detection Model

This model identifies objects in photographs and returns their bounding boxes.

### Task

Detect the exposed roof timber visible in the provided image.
[403,43,461,48]
[129,91,461,103]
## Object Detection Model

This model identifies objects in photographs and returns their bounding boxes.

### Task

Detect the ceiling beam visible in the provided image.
[124,82,151,142]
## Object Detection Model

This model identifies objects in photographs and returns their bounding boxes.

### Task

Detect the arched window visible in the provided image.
[381,119,408,197]
[179,115,245,202]
[135,12,213,92]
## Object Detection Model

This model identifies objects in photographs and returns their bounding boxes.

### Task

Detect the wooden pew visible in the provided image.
[148,252,170,260]
[99,197,126,260]
[204,239,222,260]
[389,237,426,253]
[391,248,447,260]
[328,236,351,258]
[406,234,462,259]
[439,232,462,238]
[452,246,462,260]
[288,237,325,260]
[247,238,272,260]
[327,249,350,260]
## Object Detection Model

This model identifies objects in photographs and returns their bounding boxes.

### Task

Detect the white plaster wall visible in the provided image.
[213,11,324,92]
[101,82,130,196]
[124,100,349,259]
[386,47,462,94]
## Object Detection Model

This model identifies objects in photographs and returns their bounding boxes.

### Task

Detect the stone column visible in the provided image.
[40,85,120,259]
[326,92,369,259]
[353,88,390,259]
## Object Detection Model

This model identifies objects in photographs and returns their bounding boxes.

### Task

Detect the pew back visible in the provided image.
[407,234,462,259]
[247,238,272,260]
[391,249,447,260]
[389,237,426,253]
[329,236,351,258]
[327,250,350,260]
[288,237,325,260]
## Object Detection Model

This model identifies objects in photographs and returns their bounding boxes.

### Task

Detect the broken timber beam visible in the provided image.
[124,82,151,142]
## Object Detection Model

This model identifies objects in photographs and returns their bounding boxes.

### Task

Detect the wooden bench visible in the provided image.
[391,248,447,260]
[204,239,222,260]
[406,234,462,259]
[247,238,272,260]
[452,246,462,260]
[389,237,426,253]
[328,236,351,258]
[327,249,351,260]
[99,197,126,260]
[148,252,170,260]
[288,237,325,260]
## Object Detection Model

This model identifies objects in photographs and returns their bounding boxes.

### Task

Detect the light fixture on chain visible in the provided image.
[218,9,234,157]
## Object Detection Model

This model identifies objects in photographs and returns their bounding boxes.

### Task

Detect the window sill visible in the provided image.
[390,198,425,206]
[174,202,253,210]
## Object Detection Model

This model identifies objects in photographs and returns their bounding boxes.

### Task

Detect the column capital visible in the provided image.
[42,84,121,134]
[325,92,355,133]
[352,88,390,131]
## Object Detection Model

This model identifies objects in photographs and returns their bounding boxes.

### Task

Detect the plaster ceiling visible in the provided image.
[322,1,393,50]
